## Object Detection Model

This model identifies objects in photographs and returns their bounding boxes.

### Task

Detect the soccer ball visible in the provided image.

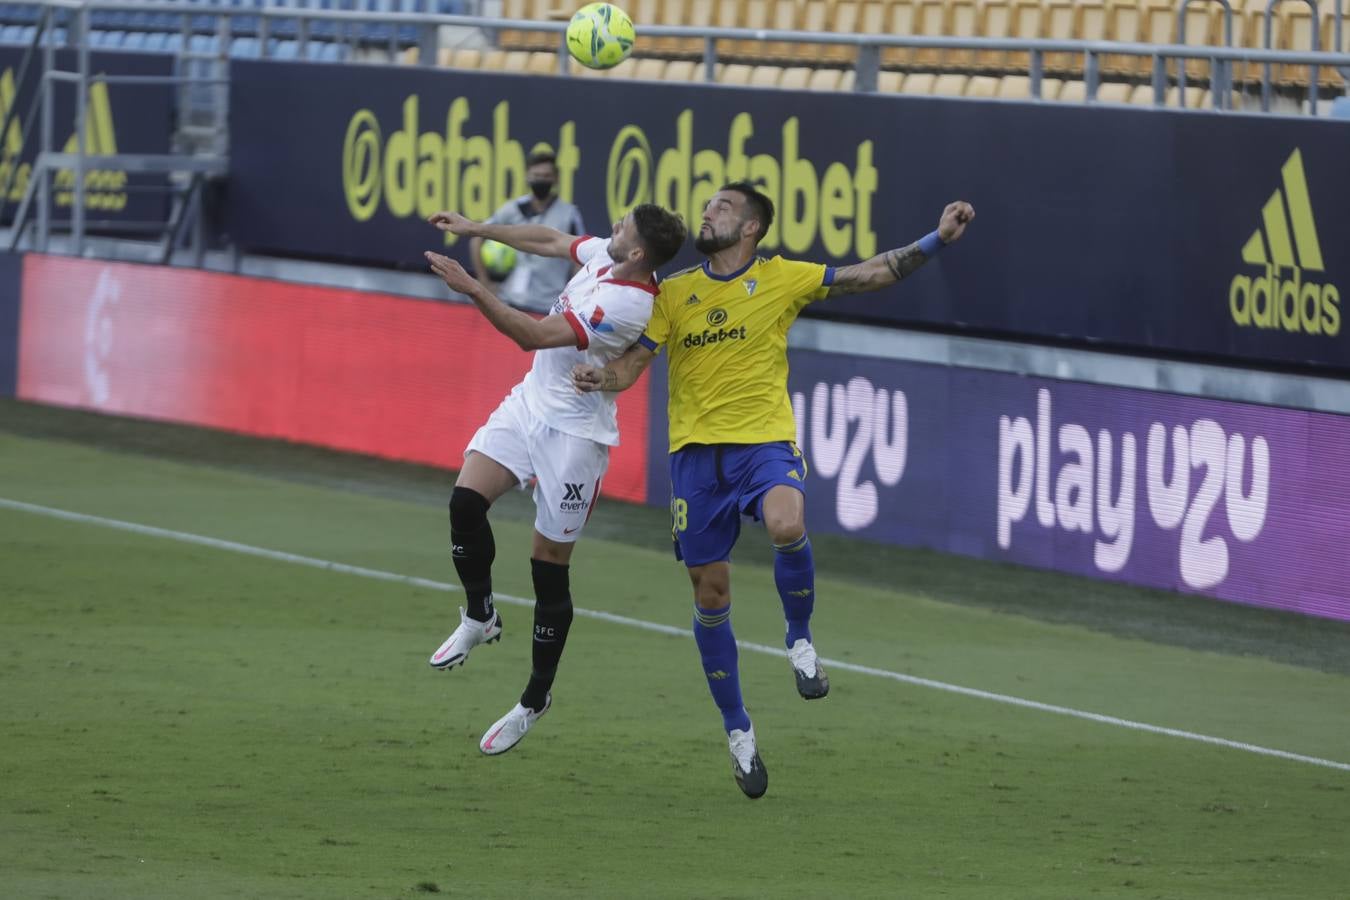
[481,240,516,280]
[566,2,635,70]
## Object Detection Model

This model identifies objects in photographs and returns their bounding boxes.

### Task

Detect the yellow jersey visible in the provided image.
[638,256,833,452]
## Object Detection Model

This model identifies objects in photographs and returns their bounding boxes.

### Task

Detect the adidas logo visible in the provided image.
[0,71,129,211]
[685,293,701,306]
[1229,148,1340,337]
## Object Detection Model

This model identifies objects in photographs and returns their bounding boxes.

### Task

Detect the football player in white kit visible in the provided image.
[423,203,687,755]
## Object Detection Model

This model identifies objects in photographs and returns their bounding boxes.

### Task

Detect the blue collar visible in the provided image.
[702,257,756,282]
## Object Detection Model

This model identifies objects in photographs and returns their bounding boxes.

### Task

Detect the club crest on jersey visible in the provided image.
[587,306,614,333]
[743,279,758,296]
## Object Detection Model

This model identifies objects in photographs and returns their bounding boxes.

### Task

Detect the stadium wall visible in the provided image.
[12,253,653,503]
[228,58,1350,372]
[644,349,1350,620]
[0,48,174,230]
[0,251,20,396]
[9,250,1348,620]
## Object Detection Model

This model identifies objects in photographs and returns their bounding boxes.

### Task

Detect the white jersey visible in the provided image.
[518,235,657,446]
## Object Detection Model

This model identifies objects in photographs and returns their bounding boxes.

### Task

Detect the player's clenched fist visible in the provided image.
[938,201,975,244]
[427,211,480,236]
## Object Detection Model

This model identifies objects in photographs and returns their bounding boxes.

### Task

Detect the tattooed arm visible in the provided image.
[827,201,975,298]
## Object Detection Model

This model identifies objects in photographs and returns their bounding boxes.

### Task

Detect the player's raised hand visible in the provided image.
[937,201,975,244]
[571,364,606,394]
[425,252,478,294]
[428,210,479,235]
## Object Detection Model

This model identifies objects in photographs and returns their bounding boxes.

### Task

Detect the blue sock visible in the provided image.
[693,604,751,734]
[774,534,815,648]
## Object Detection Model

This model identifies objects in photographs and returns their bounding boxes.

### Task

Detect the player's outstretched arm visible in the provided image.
[426,252,578,351]
[571,344,656,394]
[826,201,974,298]
[428,210,575,260]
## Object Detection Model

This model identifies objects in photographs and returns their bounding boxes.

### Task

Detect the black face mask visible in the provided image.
[528,180,555,200]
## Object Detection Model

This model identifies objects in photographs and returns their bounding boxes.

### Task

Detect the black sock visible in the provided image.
[449,486,495,622]
[520,558,573,712]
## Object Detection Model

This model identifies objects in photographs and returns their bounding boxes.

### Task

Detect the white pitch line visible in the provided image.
[3,496,1348,774]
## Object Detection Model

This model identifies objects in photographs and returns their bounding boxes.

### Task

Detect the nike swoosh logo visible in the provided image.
[563,526,580,534]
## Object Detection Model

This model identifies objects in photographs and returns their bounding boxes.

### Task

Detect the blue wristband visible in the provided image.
[917,230,945,257]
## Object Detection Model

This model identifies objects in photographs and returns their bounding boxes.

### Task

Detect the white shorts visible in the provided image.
[465,387,610,543]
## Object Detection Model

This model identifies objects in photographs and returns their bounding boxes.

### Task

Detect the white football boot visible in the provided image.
[728,724,768,799]
[479,694,552,756]
[787,638,830,699]
[428,606,503,670]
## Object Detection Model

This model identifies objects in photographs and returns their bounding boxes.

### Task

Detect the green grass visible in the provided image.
[1,401,1348,898]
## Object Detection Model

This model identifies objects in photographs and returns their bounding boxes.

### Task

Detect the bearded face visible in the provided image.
[693,219,742,254]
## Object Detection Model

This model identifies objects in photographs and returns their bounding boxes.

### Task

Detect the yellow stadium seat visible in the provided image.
[750,64,784,86]
[881,0,916,68]
[1102,0,1145,75]
[524,51,558,74]
[839,68,857,90]
[806,67,845,90]
[1166,84,1206,107]
[877,69,905,92]
[998,73,1062,97]
[1096,81,1134,103]
[648,0,698,57]
[965,74,1001,95]
[780,66,813,89]
[900,71,935,93]
[718,62,755,84]
[1006,0,1046,72]
[1128,83,1160,104]
[911,0,948,68]
[630,57,669,80]
[933,72,969,94]
[977,0,1012,71]
[498,0,533,50]
[1057,78,1087,101]
[664,59,701,82]
[945,0,980,70]
[480,49,510,70]
[1042,0,1075,73]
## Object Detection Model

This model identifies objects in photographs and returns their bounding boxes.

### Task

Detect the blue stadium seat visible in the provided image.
[274,38,300,58]
[122,31,148,50]
[142,31,170,52]
[0,25,24,44]
[229,35,261,56]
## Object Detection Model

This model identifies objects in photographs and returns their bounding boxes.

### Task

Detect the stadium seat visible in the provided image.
[1102,0,1144,75]
[1096,80,1134,103]
[802,0,849,65]
[999,73,1064,97]
[629,56,668,79]
[717,62,754,84]
[965,74,1000,95]
[932,72,969,94]
[877,69,904,92]
[944,0,979,70]
[1006,0,1047,73]
[975,0,1011,71]
[881,0,915,67]
[749,64,783,86]
[443,46,482,68]
[901,71,936,93]
[526,49,561,73]
[1057,78,1086,101]
[779,65,812,89]
[664,59,701,81]
[806,67,844,91]
[911,0,948,69]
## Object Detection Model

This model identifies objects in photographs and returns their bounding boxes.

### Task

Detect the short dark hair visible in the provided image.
[526,150,557,170]
[632,204,688,269]
[720,180,774,244]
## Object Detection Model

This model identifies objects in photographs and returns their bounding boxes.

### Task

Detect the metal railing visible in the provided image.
[17,0,1350,112]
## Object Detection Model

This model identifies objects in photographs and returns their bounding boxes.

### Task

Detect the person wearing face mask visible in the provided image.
[470,149,587,313]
